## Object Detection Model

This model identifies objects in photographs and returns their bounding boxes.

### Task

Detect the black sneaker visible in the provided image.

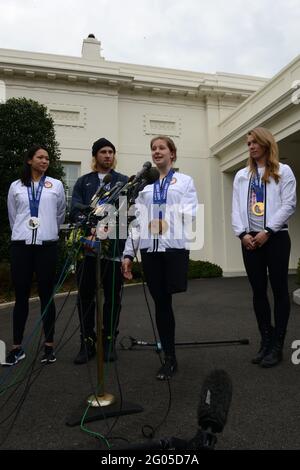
[156,356,178,380]
[41,346,56,364]
[2,347,26,366]
[74,336,96,365]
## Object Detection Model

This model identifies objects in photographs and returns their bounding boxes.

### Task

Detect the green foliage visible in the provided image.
[0,262,14,301]
[188,259,223,278]
[297,258,300,285]
[0,97,65,261]
[0,257,223,302]
[127,259,222,283]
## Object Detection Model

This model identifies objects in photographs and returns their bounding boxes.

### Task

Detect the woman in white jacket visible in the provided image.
[232,127,296,367]
[122,136,198,380]
[4,145,66,366]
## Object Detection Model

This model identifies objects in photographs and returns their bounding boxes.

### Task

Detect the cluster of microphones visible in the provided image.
[75,162,160,220]
[117,369,233,451]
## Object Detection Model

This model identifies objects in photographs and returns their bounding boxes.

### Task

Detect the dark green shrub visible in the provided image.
[188,259,222,278]
[0,261,14,301]
[0,256,223,302]
[0,97,65,262]
[126,259,223,283]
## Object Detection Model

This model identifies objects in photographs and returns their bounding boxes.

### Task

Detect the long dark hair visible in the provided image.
[21,144,49,186]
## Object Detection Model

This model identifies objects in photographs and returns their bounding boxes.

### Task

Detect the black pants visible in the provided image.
[10,243,57,345]
[141,250,189,357]
[76,256,123,339]
[242,231,291,337]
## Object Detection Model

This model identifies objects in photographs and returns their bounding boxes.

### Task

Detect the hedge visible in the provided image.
[0,258,222,303]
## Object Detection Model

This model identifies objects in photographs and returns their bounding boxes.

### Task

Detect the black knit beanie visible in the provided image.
[92,138,116,156]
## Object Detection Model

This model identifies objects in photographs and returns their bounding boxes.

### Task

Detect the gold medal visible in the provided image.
[252,202,264,216]
[148,219,169,235]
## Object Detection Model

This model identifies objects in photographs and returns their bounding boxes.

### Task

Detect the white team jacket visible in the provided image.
[232,163,296,237]
[123,172,198,257]
[7,177,66,244]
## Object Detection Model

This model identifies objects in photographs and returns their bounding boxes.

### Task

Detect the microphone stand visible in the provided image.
[119,336,249,352]
[66,205,143,427]
[86,239,115,407]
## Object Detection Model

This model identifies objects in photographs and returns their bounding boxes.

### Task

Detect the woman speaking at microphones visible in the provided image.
[3,145,66,366]
[122,135,198,380]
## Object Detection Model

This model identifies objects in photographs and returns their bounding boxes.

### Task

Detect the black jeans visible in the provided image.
[76,256,123,339]
[141,250,189,357]
[242,231,291,337]
[10,243,57,345]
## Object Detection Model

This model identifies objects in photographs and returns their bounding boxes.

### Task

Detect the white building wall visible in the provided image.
[5,37,298,273]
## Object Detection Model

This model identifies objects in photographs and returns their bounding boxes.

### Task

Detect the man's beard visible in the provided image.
[98,161,113,171]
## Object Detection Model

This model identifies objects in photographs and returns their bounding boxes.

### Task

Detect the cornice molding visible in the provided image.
[0,61,256,100]
[211,89,296,156]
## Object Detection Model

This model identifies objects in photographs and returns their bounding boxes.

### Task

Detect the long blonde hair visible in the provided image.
[247,127,280,183]
[91,155,117,172]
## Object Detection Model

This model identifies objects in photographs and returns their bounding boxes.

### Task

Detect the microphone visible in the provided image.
[197,369,232,434]
[93,181,127,216]
[184,369,232,451]
[89,173,112,208]
[73,173,113,215]
[117,369,232,451]
[128,167,160,204]
[131,161,152,184]
[139,166,160,187]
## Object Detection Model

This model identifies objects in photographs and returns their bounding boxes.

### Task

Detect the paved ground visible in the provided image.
[0,276,300,451]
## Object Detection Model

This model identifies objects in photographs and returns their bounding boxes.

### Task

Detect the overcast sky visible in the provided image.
[0,0,300,78]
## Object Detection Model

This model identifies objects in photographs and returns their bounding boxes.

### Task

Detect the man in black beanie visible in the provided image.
[70,138,127,364]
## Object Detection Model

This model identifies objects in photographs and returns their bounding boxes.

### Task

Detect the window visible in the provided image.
[62,162,80,209]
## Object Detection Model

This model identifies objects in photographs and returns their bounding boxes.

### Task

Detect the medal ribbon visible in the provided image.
[251,169,264,203]
[27,176,46,217]
[153,169,174,222]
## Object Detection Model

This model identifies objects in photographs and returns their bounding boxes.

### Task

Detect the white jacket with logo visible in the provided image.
[123,172,198,257]
[7,177,66,244]
[232,163,296,237]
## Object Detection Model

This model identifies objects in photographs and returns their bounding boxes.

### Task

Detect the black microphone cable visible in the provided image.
[0,220,127,449]
[122,226,173,442]
[71,204,131,448]
[0,236,83,447]
[116,368,233,452]
[0,229,82,390]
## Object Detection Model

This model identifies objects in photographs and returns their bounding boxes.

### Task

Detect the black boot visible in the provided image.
[260,333,285,368]
[156,355,178,380]
[74,335,96,365]
[103,336,118,362]
[251,327,274,364]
